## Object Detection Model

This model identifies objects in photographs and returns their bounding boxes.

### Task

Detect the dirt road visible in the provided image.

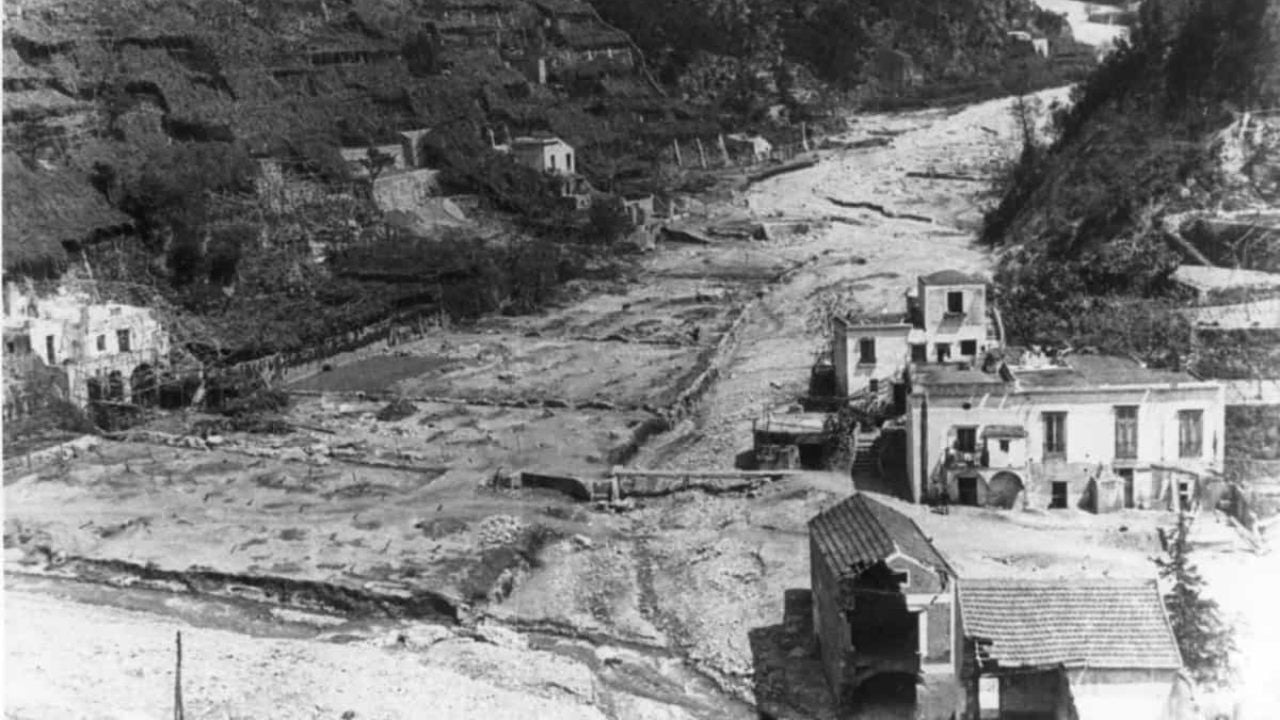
[638,89,1071,471]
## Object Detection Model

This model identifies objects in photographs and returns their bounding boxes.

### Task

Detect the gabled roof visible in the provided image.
[920,269,986,287]
[959,578,1182,671]
[809,493,951,581]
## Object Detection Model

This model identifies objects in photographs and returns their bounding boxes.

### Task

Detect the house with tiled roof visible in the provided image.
[808,493,958,710]
[958,577,1184,719]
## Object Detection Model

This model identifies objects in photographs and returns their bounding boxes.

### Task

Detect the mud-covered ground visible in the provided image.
[10,88,1275,720]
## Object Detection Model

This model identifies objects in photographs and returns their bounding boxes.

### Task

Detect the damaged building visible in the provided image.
[905,351,1226,511]
[959,577,1184,719]
[809,493,958,712]
[4,282,172,412]
[832,270,1000,397]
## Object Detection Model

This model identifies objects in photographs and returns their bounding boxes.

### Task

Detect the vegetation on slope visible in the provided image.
[981,0,1280,365]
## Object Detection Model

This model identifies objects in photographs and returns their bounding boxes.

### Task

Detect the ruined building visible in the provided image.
[809,493,958,711]
[4,282,171,415]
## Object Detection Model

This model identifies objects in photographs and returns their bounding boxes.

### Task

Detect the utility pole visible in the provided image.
[173,631,185,720]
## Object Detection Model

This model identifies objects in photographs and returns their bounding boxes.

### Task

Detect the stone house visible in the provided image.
[873,47,923,90]
[958,577,1184,719]
[511,134,576,175]
[831,270,999,397]
[809,493,958,711]
[3,283,171,409]
[905,353,1226,509]
[724,133,774,163]
[621,193,654,228]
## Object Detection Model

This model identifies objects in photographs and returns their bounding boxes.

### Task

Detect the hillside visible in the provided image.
[979,0,1280,362]
[3,0,1100,367]
[590,0,1096,111]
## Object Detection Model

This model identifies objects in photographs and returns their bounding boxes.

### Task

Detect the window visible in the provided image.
[999,439,1010,452]
[1050,482,1069,509]
[566,153,573,171]
[910,344,927,362]
[869,378,879,393]
[947,291,964,314]
[960,339,977,356]
[96,335,106,352]
[1042,412,1067,458]
[1115,406,1138,459]
[549,153,557,170]
[955,427,977,453]
[116,329,131,353]
[1178,480,1192,510]
[858,338,876,364]
[45,335,56,364]
[1178,410,1203,458]
[935,343,951,362]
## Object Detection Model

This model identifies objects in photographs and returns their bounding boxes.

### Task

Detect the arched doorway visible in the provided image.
[988,472,1024,509]
[131,364,157,406]
[86,377,104,403]
[106,370,125,401]
[850,671,917,710]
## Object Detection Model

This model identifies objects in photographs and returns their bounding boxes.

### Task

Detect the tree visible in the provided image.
[1156,513,1237,687]
[587,196,632,245]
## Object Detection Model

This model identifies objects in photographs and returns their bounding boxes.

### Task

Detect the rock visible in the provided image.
[571,534,594,550]
[205,435,225,446]
[307,443,331,456]
[475,623,528,650]
[384,624,454,650]
[279,447,308,463]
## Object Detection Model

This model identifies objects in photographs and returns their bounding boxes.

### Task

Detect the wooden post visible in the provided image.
[801,122,810,152]
[173,631,185,720]
[695,138,707,169]
[672,139,683,167]
[718,134,730,165]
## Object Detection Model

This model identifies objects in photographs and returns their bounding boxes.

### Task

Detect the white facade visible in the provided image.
[830,271,999,397]
[908,273,995,364]
[511,136,575,175]
[832,319,912,396]
[906,358,1225,509]
[3,282,171,407]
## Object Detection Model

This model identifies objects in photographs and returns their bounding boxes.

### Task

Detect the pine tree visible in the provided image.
[1156,513,1237,687]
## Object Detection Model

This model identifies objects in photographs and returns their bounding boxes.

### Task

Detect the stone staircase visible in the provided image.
[851,426,880,478]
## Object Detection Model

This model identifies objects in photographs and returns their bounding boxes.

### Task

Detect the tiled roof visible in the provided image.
[920,269,986,286]
[809,493,951,581]
[959,578,1182,670]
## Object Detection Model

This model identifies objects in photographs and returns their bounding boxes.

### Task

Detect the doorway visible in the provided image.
[958,475,979,506]
[1118,468,1135,509]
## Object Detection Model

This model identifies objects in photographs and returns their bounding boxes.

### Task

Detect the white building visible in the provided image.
[905,352,1225,511]
[510,134,575,175]
[831,270,999,396]
[3,282,171,408]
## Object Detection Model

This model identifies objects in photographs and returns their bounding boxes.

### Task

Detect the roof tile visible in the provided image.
[959,578,1182,670]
